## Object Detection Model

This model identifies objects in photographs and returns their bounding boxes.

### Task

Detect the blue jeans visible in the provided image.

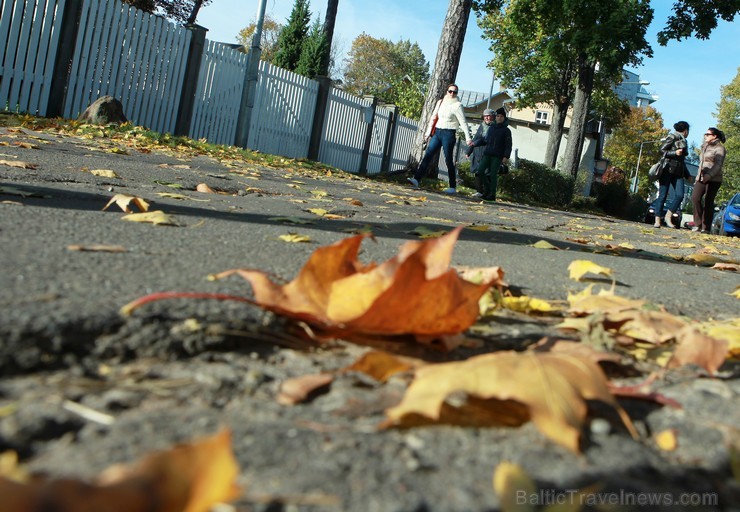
[652,172,684,217]
[414,128,458,188]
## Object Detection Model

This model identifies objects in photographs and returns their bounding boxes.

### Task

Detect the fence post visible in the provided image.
[358,95,378,175]
[174,24,207,137]
[380,105,398,175]
[308,75,332,161]
[46,0,83,118]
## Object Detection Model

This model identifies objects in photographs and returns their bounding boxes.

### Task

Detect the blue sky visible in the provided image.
[198,0,740,148]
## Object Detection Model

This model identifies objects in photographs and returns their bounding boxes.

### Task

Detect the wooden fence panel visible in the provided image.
[248,60,317,160]
[389,114,418,172]
[63,0,190,133]
[0,0,65,115]
[319,89,369,173]
[189,41,249,146]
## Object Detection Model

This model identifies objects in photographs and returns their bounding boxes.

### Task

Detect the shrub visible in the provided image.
[499,159,574,207]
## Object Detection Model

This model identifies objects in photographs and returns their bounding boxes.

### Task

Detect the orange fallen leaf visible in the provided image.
[667,326,729,374]
[213,227,503,341]
[102,194,150,213]
[383,350,637,453]
[0,430,239,512]
[343,351,423,382]
[277,373,334,405]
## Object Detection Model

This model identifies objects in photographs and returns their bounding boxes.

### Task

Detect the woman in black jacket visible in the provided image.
[467,107,512,201]
[652,121,690,228]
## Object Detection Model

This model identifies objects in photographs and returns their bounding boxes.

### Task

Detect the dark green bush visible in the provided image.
[590,181,648,221]
[499,159,574,207]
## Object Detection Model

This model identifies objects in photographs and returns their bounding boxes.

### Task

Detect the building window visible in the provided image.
[535,110,549,125]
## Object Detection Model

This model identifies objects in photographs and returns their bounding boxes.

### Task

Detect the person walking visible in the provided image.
[469,109,495,198]
[691,127,726,233]
[408,84,474,194]
[467,107,512,201]
[651,121,690,228]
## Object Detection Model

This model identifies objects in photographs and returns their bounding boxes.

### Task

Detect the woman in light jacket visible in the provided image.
[691,127,726,233]
[408,84,473,194]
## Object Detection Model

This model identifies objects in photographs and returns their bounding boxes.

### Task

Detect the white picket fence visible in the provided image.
[0,0,65,115]
[62,0,191,134]
[0,0,420,176]
[190,40,249,146]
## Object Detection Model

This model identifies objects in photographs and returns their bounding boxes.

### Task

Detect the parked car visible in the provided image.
[710,192,740,236]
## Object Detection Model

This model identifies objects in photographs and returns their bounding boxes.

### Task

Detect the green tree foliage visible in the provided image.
[295,18,329,79]
[124,0,211,25]
[273,0,311,71]
[342,34,430,118]
[603,105,666,197]
[657,1,740,44]
[715,66,740,203]
[237,15,283,62]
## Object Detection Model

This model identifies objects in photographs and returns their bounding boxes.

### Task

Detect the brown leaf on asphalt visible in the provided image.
[667,326,729,374]
[102,194,150,213]
[383,350,637,453]
[712,262,740,272]
[213,227,503,341]
[89,169,120,178]
[0,159,37,169]
[195,183,216,193]
[67,244,127,253]
[529,338,623,367]
[277,373,334,405]
[0,430,239,512]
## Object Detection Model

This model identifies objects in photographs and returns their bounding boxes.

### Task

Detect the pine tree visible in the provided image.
[273,0,311,71]
[295,18,328,79]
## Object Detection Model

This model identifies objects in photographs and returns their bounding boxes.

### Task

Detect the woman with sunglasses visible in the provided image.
[408,84,474,194]
[691,127,726,233]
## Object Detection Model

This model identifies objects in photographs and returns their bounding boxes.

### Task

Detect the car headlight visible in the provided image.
[728,211,740,221]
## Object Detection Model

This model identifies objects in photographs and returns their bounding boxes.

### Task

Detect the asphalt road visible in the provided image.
[1,124,740,511]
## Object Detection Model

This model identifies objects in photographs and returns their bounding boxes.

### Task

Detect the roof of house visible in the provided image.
[457,89,513,109]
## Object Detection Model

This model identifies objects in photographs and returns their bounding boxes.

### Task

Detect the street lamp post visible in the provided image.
[631,139,664,193]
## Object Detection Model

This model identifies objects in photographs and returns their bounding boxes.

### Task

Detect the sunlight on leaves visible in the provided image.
[278,233,311,243]
[532,240,560,250]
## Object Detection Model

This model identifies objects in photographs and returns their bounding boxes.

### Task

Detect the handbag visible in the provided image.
[648,155,667,182]
[499,163,509,175]
[428,99,442,137]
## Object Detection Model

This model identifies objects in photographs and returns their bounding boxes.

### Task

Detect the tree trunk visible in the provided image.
[407,0,472,172]
[544,100,569,168]
[186,0,205,25]
[561,57,595,179]
[319,0,339,77]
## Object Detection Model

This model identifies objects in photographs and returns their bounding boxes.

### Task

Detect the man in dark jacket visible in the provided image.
[468,107,512,200]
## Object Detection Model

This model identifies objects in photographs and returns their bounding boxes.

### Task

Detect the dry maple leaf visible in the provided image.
[0,430,239,512]
[383,350,637,453]
[667,326,729,374]
[102,194,150,213]
[213,226,504,340]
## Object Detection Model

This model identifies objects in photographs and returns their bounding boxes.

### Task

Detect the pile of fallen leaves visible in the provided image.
[3,227,738,511]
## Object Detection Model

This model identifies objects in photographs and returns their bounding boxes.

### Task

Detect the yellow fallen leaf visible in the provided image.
[466,224,490,232]
[568,260,613,282]
[310,190,328,198]
[107,147,128,154]
[156,192,209,202]
[89,169,120,178]
[655,429,678,451]
[407,226,447,239]
[308,208,328,216]
[278,233,311,243]
[122,210,177,226]
[532,240,559,250]
[501,295,555,313]
[597,234,613,241]
[384,350,637,453]
[492,461,537,512]
[684,253,730,266]
[343,351,421,383]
